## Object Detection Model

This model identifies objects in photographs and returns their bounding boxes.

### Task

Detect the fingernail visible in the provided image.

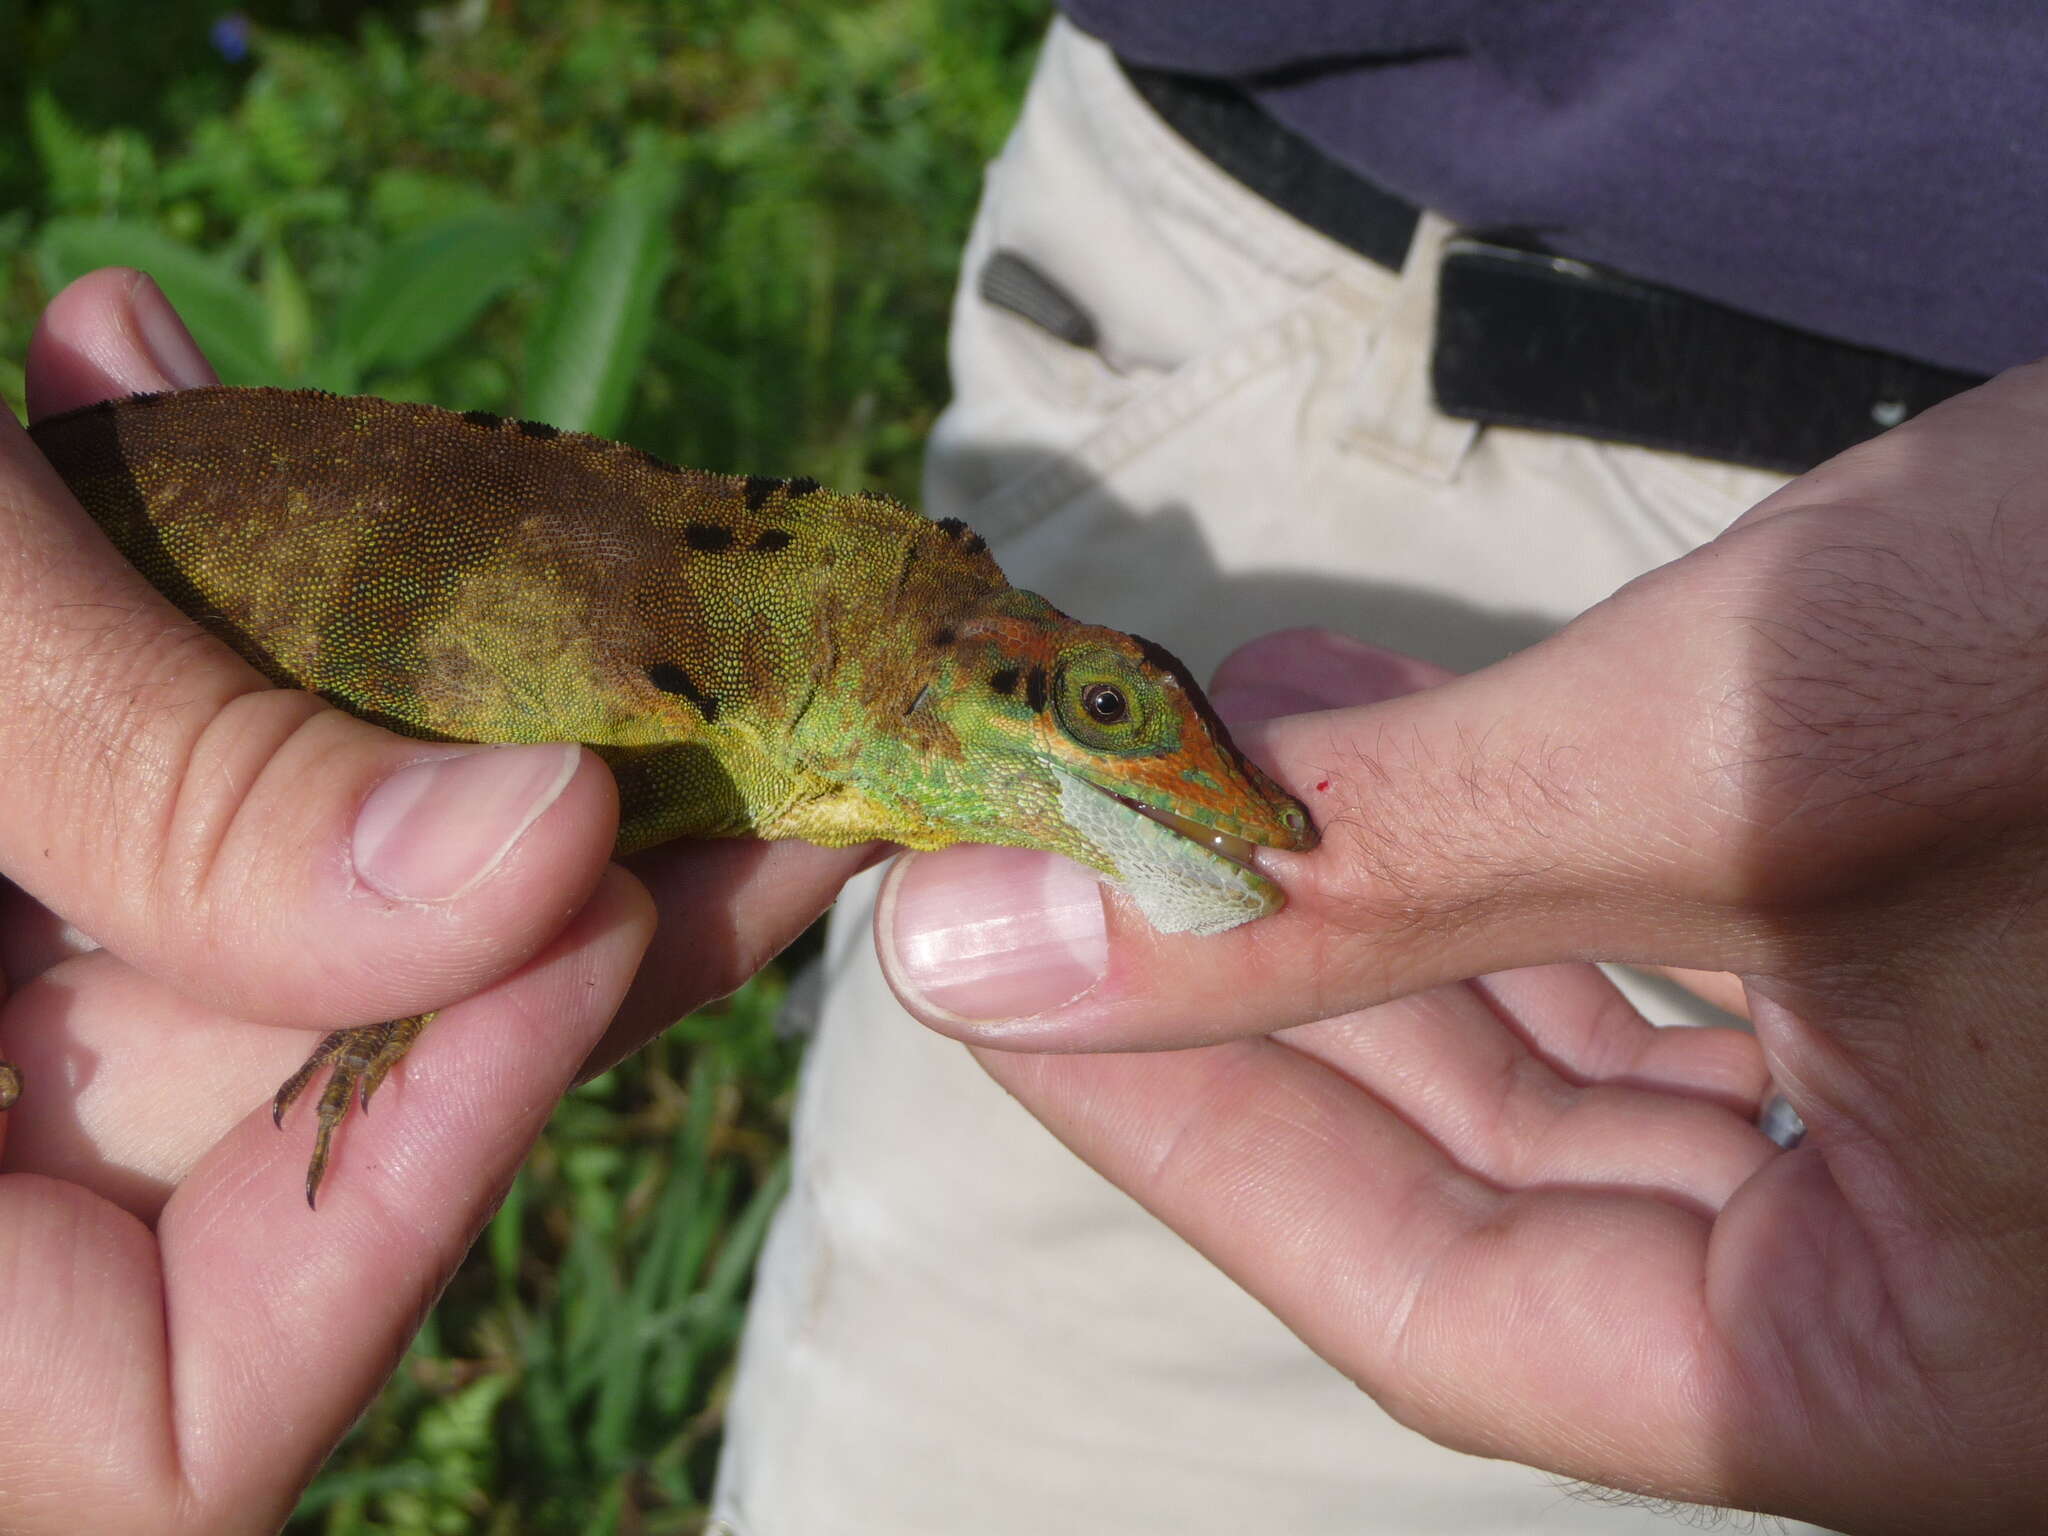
[354,744,581,903]
[884,845,1110,1025]
[126,271,217,389]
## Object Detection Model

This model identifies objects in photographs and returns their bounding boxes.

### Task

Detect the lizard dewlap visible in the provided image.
[27,385,1317,1199]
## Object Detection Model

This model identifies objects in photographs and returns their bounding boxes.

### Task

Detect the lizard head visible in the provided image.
[902,591,1318,935]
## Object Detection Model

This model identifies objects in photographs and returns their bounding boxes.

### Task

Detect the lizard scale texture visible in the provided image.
[31,386,1315,916]
[27,384,1319,1202]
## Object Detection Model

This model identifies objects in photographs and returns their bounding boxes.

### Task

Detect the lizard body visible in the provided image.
[25,386,1315,1200]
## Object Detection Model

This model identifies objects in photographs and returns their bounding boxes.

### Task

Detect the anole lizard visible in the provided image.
[22,386,1316,1203]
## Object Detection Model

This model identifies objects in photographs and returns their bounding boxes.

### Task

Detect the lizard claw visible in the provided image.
[272,1014,433,1206]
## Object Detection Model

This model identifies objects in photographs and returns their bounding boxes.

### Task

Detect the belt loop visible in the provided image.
[1338,211,1479,483]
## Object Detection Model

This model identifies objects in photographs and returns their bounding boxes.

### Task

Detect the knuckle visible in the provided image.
[155,687,333,921]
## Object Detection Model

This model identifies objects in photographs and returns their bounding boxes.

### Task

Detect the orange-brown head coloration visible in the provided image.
[815,586,1317,934]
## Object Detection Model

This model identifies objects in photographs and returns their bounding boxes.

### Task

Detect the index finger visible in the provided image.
[877,365,2048,1059]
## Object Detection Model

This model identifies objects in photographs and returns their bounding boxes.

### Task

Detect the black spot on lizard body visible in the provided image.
[1130,632,1233,739]
[1024,665,1049,713]
[742,475,780,512]
[461,409,502,429]
[684,524,736,552]
[514,418,560,440]
[753,529,793,553]
[931,516,988,556]
[931,626,956,646]
[1130,634,1188,683]
[646,662,720,722]
[989,665,1020,696]
[786,475,821,498]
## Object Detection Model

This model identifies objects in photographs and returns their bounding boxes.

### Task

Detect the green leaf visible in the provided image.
[367,168,492,235]
[26,90,99,212]
[522,131,685,436]
[34,219,272,384]
[331,210,539,377]
[242,79,336,190]
[488,1166,529,1299]
[261,238,317,382]
[0,356,26,425]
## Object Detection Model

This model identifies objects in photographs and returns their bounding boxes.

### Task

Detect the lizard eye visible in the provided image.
[1081,683,1127,724]
[1053,649,1175,754]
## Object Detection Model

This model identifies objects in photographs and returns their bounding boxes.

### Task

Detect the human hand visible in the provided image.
[873,368,2048,1534]
[0,269,864,1531]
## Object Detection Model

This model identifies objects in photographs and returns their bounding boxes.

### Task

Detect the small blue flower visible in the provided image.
[210,12,251,64]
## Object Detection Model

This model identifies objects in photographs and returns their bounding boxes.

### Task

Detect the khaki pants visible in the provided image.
[714,21,1819,1534]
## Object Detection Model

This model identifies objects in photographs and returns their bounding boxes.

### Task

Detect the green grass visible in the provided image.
[294,979,807,1532]
[5,1,1046,1527]
[5,0,1044,488]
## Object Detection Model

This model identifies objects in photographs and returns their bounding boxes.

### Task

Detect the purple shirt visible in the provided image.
[1064,2,2048,375]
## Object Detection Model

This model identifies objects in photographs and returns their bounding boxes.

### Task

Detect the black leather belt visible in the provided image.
[1118,62,1988,475]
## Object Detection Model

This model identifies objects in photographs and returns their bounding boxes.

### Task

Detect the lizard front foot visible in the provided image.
[273,1013,433,1207]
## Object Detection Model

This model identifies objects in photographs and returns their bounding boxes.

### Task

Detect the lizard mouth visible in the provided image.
[1052,770,1283,936]
[1111,793,1259,871]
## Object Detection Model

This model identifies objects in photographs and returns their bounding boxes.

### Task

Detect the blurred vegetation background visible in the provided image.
[3,0,1045,1528]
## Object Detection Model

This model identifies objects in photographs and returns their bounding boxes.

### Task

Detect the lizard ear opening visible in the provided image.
[1052,646,1179,755]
